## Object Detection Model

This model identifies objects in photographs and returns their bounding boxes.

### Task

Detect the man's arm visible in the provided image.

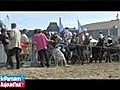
[44,34,54,42]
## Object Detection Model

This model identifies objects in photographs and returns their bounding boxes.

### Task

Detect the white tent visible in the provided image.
[90,38,98,43]
[90,38,98,46]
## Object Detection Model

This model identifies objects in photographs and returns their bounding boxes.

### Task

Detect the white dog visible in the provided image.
[52,46,69,67]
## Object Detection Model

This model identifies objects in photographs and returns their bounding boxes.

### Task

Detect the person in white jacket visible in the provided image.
[64,27,72,45]
[106,36,113,47]
[8,23,22,69]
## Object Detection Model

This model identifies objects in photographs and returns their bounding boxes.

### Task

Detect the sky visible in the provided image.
[0,11,120,30]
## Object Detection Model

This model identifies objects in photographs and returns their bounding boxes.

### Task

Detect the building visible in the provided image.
[82,19,120,42]
[46,22,77,34]
[46,22,59,34]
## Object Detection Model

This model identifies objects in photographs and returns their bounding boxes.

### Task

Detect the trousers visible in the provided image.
[38,49,49,67]
[8,47,22,69]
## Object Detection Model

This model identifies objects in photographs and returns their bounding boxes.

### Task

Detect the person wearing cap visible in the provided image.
[106,36,113,47]
[8,23,22,69]
[33,29,54,67]
[98,31,105,40]
[21,29,30,62]
[64,27,72,45]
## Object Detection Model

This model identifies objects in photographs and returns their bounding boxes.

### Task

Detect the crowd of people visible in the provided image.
[0,23,120,69]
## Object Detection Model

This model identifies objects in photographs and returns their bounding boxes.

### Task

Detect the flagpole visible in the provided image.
[6,15,9,30]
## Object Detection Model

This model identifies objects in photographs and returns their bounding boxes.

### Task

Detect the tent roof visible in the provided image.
[46,22,59,32]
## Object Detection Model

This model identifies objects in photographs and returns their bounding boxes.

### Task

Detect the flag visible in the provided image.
[6,15,9,21]
[59,17,64,33]
[77,19,83,33]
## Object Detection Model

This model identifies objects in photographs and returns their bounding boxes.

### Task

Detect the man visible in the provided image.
[0,28,9,66]
[104,36,113,63]
[106,36,113,47]
[98,31,105,40]
[79,28,88,44]
[89,35,98,46]
[33,29,53,67]
[64,27,72,45]
[21,29,29,61]
[8,23,22,69]
[71,32,77,44]
[81,30,91,45]
[53,33,62,45]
